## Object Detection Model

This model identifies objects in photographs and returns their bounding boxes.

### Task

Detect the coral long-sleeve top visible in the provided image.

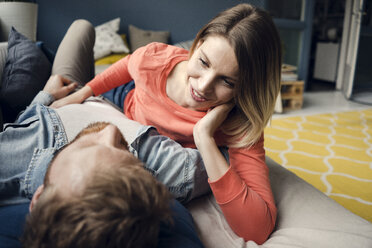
[87,43,276,244]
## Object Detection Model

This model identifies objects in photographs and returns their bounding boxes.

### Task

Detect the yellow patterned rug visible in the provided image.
[264,108,372,222]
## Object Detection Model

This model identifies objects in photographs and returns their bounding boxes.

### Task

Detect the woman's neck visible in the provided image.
[166,60,188,106]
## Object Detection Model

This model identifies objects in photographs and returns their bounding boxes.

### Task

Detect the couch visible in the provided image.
[1,26,372,248]
[0,41,7,129]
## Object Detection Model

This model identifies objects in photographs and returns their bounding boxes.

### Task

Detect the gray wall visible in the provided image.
[36,0,264,51]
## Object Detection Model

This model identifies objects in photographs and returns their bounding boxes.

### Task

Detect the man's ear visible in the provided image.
[29,185,44,212]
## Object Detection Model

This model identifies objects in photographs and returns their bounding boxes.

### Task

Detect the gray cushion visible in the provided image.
[174,40,194,51]
[129,24,170,52]
[0,27,51,123]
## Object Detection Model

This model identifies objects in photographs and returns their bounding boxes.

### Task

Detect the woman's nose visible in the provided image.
[197,72,215,93]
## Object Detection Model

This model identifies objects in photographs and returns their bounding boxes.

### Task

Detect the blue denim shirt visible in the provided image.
[0,92,224,206]
[0,92,67,206]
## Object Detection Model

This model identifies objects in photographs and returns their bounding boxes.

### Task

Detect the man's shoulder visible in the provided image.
[7,103,49,125]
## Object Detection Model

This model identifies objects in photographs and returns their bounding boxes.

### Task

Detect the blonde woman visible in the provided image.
[53,4,282,244]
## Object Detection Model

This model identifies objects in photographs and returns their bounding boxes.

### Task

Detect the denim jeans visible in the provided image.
[102,80,135,111]
[0,201,204,248]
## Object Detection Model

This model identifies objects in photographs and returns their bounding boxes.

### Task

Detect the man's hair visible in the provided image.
[22,160,172,248]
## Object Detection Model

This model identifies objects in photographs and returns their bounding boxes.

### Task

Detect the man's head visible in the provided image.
[22,122,172,248]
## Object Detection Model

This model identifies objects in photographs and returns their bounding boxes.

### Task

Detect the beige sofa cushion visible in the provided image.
[187,156,372,248]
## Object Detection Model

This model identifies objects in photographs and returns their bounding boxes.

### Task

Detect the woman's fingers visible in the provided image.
[206,103,234,127]
[194,103,235,138]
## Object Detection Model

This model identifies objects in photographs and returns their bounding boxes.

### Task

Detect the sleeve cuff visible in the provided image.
[208,166,246,204]
[30,91,55,106]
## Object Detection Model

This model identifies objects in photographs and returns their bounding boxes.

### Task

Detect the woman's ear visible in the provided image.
[29,185,44,212]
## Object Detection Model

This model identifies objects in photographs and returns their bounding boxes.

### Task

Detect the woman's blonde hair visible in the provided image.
[190,4,282,148]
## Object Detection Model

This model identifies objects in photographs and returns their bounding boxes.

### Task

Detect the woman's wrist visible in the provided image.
[81,85,94,98]
[195,134,229,181]
[194,127,213,147]
[70,85,94,103]
[194,133,217,157]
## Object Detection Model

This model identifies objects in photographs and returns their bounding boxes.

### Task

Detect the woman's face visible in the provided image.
[185,35,239,111]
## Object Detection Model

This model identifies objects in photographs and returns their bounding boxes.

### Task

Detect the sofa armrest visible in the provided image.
[0,42,8,130]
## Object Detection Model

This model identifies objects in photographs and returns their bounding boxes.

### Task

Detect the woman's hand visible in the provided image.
[50,84,93,108]
[193,103,234,143]
[42,75,78,100]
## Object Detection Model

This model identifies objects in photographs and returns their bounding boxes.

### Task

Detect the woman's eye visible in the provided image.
[199,58,208,67]
[223,79,235,88]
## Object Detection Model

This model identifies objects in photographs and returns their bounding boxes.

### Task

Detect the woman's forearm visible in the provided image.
[193,104,234,181]
[194,134,229,181]
[78,85,94,100]
[50,85,93,108]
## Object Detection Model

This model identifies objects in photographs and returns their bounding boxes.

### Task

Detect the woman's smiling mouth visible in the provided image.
[190,86,207,102]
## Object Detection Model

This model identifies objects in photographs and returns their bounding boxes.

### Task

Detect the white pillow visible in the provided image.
[93,18,130,60]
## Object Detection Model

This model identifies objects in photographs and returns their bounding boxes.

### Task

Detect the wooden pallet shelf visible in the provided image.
[275,81,304,113]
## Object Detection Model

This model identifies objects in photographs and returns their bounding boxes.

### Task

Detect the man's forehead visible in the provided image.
[49,140,133,183]
[46,121,133,193]
[73,122,111,141]
[47,145,99,196]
